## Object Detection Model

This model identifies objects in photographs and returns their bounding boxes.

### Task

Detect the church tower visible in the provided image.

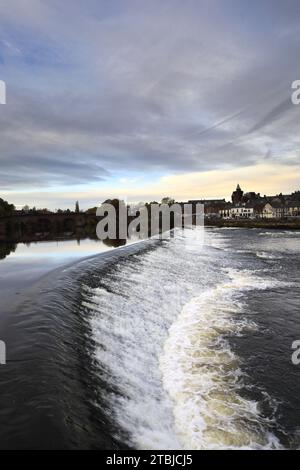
[231,184,243,204]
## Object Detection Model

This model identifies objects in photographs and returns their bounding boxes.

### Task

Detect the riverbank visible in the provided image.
[205,218,300,230]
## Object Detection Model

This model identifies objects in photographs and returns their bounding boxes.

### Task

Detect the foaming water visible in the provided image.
[79,228,295,449]
[82,246,185,449]
[80,230,215,448]
[160,268,287,449]
[256,251,282,260]
[1,228,299,449]
[83,279,180,449]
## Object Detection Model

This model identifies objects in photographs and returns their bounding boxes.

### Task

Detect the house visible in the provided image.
[230,206,254,218]
[219,203,233,218]
[256,200,300,219]
[286,201,300,217]
[258,202,285,219]
[220,203,256,219]
[218,185,300,220]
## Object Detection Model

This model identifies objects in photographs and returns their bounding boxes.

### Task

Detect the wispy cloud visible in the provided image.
[0,0,300,206]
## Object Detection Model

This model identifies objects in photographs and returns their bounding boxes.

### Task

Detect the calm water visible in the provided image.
[0,228,299,449]
[0,238,118,283]
[0,238,124,312]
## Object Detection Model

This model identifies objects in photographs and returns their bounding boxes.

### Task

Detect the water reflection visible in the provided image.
[0,242,17,260]
[0,236,129,294]
[0,236,127,260]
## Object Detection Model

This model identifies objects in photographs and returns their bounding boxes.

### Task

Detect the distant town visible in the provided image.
[1,185,300,242]
[1,185,300,220]
[188,184,300,219]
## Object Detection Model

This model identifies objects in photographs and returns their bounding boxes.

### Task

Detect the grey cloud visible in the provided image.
[248,97,296,134]
[1,0,300,190]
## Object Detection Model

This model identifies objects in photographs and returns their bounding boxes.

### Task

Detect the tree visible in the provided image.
[86,207,98,215]
[103,198,126,209]
[75,201,80,213]
[161,197,175,205]
[0,198,15,216]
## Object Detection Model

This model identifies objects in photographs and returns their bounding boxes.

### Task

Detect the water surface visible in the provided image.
[0,228,299,449]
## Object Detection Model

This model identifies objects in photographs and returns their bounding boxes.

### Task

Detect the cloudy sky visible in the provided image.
[0,0,300,209]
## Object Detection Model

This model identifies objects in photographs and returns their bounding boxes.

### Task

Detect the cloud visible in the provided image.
[0,0,300,202]
[4,161,300,210]
[248,97,296,133]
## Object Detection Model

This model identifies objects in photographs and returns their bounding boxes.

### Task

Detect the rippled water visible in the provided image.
[0,228,299,449]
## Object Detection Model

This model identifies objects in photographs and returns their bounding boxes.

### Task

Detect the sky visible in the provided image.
[0,0,300,209]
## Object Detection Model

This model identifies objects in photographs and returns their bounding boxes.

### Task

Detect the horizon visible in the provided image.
[6,181,300,212]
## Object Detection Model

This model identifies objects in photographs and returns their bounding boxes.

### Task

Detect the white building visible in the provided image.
[219,204,255,219]
[230,206,254,218]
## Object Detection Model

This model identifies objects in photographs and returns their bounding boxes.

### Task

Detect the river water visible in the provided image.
[0,228,299,449]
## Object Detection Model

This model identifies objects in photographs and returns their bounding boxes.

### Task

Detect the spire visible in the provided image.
[237,183,241,191]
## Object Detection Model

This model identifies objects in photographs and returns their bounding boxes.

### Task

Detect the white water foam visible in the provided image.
[256,251,282,260]
[159,268,285,449]
[82,242,192,449]
[82,229,289,449]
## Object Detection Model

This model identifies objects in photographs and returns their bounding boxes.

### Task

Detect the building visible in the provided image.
[231,184,262,205]
[231,206,254,218]
[287,201,300,217]
[258,202,284,219]
[220,184,300,219]
[259,201,300,219]
[219,203,233,218]
[231,184,243,205]
[220,202,256,219]
[188,199,226,216]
